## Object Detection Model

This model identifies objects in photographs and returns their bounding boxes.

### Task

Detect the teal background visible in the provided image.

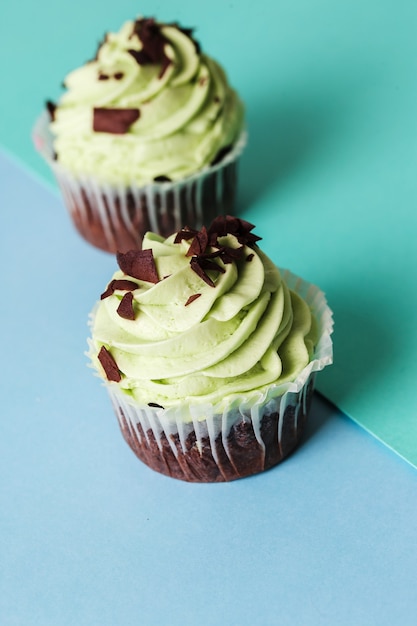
[2,0,416,464]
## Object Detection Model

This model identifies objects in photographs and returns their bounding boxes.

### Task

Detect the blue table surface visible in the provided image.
[1,151,417,626]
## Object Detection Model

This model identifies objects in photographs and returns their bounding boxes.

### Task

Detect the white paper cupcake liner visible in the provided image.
[90,269,333,482]
[32,111,247,253]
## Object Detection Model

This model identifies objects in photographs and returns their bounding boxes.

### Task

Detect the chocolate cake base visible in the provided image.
[59,160,238,253]
[113,379,315,483]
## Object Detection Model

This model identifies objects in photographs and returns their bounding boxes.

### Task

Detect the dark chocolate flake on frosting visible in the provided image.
[101,279,139,300]
[129,18,172,78]
[117,292,136,320]
[214,245,245,264]
[113,279,139,291]
[98,346,121,382]
[175,217,261,289]
[153,175,172,182]
[174,227,198,244]
[190,257,224,287]
[185,293,201,306]
[93,107,140,134]
[186,226,209,257]
[46,100,57,121]
[208,216,262,247]
[117,249,159,283]
[101,279,116,300]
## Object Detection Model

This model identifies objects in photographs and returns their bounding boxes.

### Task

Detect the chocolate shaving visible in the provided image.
[129,18,172,78]
[246,253,255,262]
[117,249,159,283]
[186,226,208,257]
[100,280,116,300]
[98,73,109,80]
[100,279,138,299]
[198,258,226,274]
[113,279,139,291]
[214,245,245,264]
[190,257,224,287]
[185,293,201,306]
[208,216,262,247]
[93,108,140,134]
[46,100,56,121]
[117,292,136,320]
[98,346,121,382]
[153,175,172,182]
[174,216,262,290]
[148,402,164,409]
[114,72,124,80]
[174,227,198,244]
[128,48,153,65]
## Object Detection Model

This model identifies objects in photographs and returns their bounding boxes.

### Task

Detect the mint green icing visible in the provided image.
[89,231,318,409]
[51,18,244,184]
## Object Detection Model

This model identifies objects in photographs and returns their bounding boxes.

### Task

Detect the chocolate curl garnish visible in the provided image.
[129,18,171,78]
[98,346,121,382]
[46,100,56,121]
[113,279,139,291]
[174,227,198,244]
[93,108,140,134]
[117,249,159,283]
[185,293,201,306]
[174,216,261,288]
[117,292,136,320]
[214,245,245,264]
[238,231,262,247]
[101,279,139,300]
[208,215,262,247]
[190,257,225,287]
[186,226,209,257]
[153,175,172,182]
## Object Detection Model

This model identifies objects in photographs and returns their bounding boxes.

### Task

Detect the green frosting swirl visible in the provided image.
[89,221,318,409]
[50,18,244,184]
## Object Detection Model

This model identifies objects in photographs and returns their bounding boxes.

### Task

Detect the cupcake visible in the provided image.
[87,216,333,482]
[33,17,246,253]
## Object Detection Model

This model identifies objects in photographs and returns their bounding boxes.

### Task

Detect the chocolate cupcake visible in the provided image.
[33,17,246,253]
[87,217,333,482]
